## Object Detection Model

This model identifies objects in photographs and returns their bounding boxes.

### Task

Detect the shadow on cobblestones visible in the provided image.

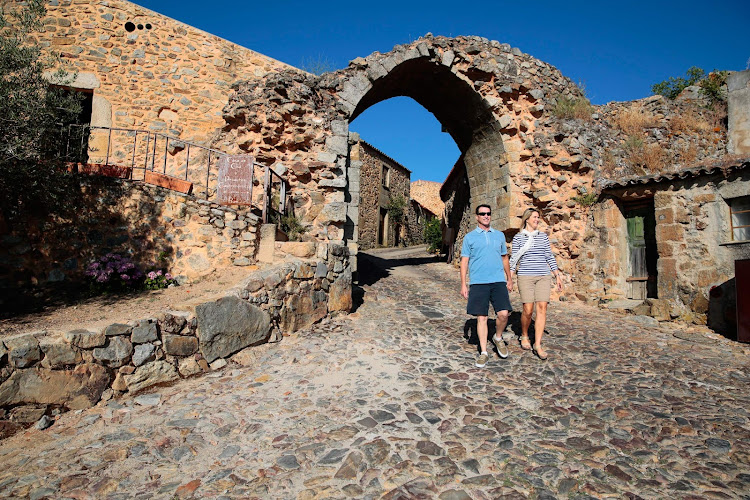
[0,245,748,499]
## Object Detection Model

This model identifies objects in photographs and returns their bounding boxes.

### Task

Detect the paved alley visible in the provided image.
[0,245,749,499]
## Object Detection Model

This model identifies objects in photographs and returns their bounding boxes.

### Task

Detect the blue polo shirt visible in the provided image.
[461,226,508,285]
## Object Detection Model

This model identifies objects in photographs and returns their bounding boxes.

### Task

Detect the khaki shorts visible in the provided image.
[517,275,552,304]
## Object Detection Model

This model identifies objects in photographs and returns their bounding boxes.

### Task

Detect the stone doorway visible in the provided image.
[623,200,658,299]
[378,208,388,246]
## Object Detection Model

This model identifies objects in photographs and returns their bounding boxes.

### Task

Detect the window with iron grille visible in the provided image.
[730,196,750,242]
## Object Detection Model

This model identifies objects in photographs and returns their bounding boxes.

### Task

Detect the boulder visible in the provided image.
[178,357,202,378]
[9,404,48,424]
[93,337,133,368]
[132,344,156,367]
[646,298,671,321]
[64,329,106,349]
[280,242,317,258]
[39,338,81,369]
[5,335,41,369]
[158,312,189,334]
[0,363,110,409]
[163,335,198,356]
[195,296,271,363]
[124,360,179,394]
[280,290,327,333]
[131,322,158,344]
[104,323,132,336]
[329,268,353,312]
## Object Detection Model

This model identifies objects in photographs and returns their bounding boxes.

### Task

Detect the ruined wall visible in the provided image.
[410,180,444,220]
[217,35,589,255]
[0,176,261,313]
[509,91,730,301]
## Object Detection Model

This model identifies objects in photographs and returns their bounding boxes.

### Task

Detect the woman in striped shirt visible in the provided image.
[509,208,562,360]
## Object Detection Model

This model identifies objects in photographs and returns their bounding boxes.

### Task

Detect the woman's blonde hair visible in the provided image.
[520,208,539,230]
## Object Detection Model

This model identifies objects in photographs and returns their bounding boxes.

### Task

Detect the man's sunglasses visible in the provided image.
[477,212,491,216]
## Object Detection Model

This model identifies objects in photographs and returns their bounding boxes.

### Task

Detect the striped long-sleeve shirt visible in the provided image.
[509,232,558,276]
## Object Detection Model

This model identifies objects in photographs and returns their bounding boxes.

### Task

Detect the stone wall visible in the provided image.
[0,176,261,311]
[351,139,412,250]
[410,180,444,219]
[728,70,750,155]
[217,35,589,259]
[30,0,294,164]
[0,243,351,438]
[587,164,750,331]
[441,157,473,263]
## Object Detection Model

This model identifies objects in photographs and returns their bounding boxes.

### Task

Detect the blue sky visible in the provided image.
[135,0,749,183]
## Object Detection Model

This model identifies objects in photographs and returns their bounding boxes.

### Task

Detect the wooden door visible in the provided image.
[627,215,648,299]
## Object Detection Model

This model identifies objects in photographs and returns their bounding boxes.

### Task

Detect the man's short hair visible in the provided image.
[475,204,491,215]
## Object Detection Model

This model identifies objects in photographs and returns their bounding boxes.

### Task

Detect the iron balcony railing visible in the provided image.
[63,124,289,223]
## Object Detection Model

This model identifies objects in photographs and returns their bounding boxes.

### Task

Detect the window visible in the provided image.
[381,164,390,188]
[730,196,750,242]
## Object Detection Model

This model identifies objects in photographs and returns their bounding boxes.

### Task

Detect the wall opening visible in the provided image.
[623,199,658,299]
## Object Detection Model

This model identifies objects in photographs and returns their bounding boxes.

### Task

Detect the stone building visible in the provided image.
[410,180,444,220]
[25,0,294,185]
[350,138,413,250]
[591,161,750,335]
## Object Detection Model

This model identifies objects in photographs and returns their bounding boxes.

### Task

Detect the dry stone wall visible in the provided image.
[0,243,350,439]
[0,177,260,310]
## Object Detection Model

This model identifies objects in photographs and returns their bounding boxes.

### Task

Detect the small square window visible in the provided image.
[730,196,750,242]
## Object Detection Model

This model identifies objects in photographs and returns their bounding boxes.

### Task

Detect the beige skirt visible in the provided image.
[517,275,552,303]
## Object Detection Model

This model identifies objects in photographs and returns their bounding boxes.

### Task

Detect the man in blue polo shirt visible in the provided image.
[460,204,512,367]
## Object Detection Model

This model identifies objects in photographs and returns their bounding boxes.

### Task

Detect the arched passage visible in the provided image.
[219,35,585,258]
[333,51,512,248]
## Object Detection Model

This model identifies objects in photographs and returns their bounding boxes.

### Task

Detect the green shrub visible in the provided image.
[144,270,178,290]
[280,214,307,241]
[623,135,644,152]
[386,195,408,224]
[423,217,442,253]
[651,66,705,100]
[699,70,729,104]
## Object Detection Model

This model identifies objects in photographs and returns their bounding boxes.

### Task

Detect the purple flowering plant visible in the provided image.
[144,269,179,290]
[85,252,144,292]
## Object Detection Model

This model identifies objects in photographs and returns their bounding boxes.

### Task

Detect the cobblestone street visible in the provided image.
[1,246,749,499]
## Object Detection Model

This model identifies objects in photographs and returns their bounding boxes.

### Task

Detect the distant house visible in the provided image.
[351,139,413,250]
[410,180,445,221]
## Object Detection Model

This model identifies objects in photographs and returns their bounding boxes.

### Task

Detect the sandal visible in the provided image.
[520,335,532,350]
[532,344,548,361]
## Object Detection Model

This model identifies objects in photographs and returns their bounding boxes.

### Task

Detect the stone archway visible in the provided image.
[332,52,510,242]
[218,35,586,251]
